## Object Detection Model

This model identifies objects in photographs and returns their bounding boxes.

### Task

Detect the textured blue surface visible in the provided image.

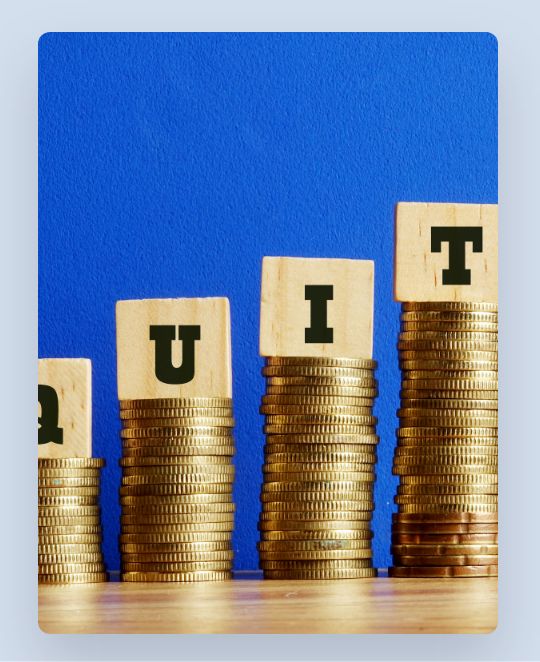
[38,33,497,571]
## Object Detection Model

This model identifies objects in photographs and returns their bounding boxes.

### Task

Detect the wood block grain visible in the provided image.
[394,202,498,302]
[260,257,374,359]
[116,298,232,400]
[38,359,92,458]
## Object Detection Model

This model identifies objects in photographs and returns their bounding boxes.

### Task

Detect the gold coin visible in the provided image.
[39,562,105,574]
[120,484,232,496]
[396,437,498,447]
[400,389,498,401]
[266,376,377,387]
[395,494,498,505]
[38,552,103,564]
[388,565,497,578]
[121,477,233,489]
[261,529,373,541]
[122,561,231,573]
[260,492,373,505]
[263,463,375,475]
[398,411,498,422]
[400,474,497,486]
[260,559,372,570]
[121,551,234,563]
[265,434,379,445]
[401,512,497,524]
[39,504,100,515]
[121,513,234,525]
[38,468,102,478]
[391,533,497,544]
[399,350,497,361]
[401,310,497,322]
[38,496,98,507]
[399,398,498,410]
[401,321,498,332]
[264,452,377,465]
[119,397,233,410]
[38,458,105,469]
[122,502,235,514]
[393,453,498,465]
[121,522,234,534]
[264,425,376,435]
[260,404,374,416]
[402,302,498,313]
[38,477,101,488]
[261,499,372,512]
[265,444,378,456]
[120,456,232,467]
[258,520,372,531]
[260,510,372,522]
[121,427,233,439]
[262,395,374,407]
[399,416,497,428]
[399,330,497,341]
[38,486,100,497]
[120,541,231,553]
[121,571,231,582]
[120,493,232,505]
[263,472,375,483]
[392,553,497,566]
[400,359,498,371]
[265,357,377,369]
[39,572,108,584]
[263,568,377,579]
[259,549,372,561]
[122,463,234,475]
[394,445,498,456]
[120,532,232,543]
[398,340,498,352]
[393,465,497,476]
[392,522,497,535]
[401,369,498,381]
[120,407,233,420]
[397,504,498,513]
[397,483,497,496]
[122,444,235,457]
[122,417,235,429]
[401,379,498,392]
[38,536,102,547]
[38,526,102,537]
[261,480,374,493]
[397,427,497,438]
[257,538,372,551]
[262,365,374,378]
[266,385,378,398]
[38,516,102,528]
[39,543,103,554]
[391,543,498,556]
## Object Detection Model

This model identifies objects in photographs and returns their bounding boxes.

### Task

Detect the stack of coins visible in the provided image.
[257,357,379,580]
[38,458,107,584]
[390,302,498,578]
[119,397,235,582]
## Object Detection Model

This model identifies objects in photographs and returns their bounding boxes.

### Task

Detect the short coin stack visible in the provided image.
[39,457,107,584]
[390,302,498,578]
[258,357,379,579]
[119,397,235,582]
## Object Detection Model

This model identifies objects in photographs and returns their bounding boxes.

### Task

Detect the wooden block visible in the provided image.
[38,359,92,458]
[116,298,232,400]
[260,257,374,359]
[394,202,498,302]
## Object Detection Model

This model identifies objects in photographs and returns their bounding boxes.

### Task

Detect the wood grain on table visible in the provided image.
[38,571,497,634]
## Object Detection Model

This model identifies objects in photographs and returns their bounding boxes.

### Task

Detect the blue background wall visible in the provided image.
[38,32,497,572]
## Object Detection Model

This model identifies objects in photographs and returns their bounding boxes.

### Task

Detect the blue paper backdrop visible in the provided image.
[38,32,497,572]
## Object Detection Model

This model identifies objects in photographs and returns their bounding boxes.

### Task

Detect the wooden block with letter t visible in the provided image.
[260,257,374,359]
[394,202,498,302]
[38,358,92,458]
[116,297,232,400]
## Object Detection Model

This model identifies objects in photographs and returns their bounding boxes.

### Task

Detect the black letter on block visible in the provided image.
[305,285,334,343]
[431,226,483,285]
[38,385,64,445]
[150,325,201,384]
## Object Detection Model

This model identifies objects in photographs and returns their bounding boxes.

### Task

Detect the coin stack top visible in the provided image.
[258,356,379,580]
[390,302,498,578]
[39,458,108,584]
[119,397,235,582]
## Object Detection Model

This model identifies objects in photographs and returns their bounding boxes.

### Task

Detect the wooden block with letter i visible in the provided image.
[116,297,232,399]
[394,202,498,302]
[260,256,374,359]
[38,358,92,458]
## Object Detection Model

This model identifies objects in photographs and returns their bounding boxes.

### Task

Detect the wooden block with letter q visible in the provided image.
[38,358,92,458]
[394,202,498,302]
[116,297,232,400]
[260,256,374,359]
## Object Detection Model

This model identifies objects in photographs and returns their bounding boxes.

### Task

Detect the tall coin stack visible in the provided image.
[119,397,235,582]
[390,302,498,578]
[39,458,107,584]
[257,357,379,580]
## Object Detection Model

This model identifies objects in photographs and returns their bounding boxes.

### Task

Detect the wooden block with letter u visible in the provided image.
[38,358,92,458]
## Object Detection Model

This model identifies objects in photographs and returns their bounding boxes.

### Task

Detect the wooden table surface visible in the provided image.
[38,571,497,634]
